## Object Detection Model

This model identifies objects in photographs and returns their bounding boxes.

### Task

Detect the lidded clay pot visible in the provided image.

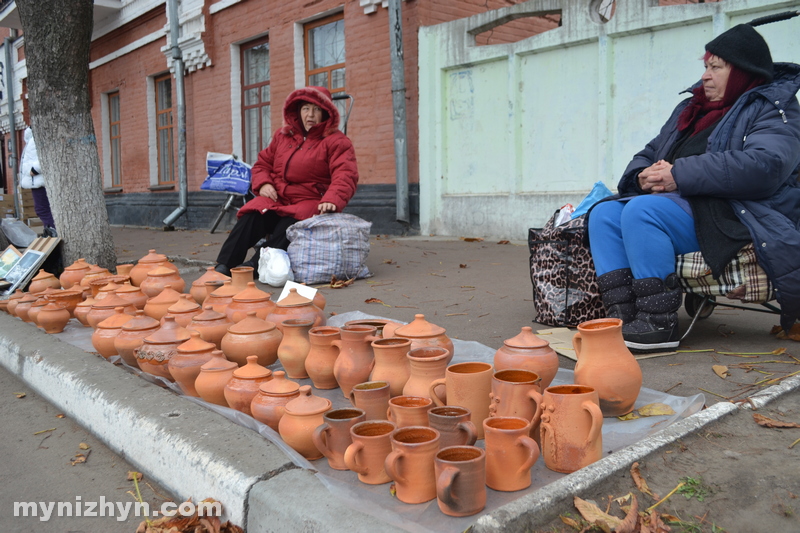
[6,290,26,317]
[80,265,111,289]
[136,316,191,381]
[205,280,238,315]
[15,293,42,323]
[251,370,301,432]
[46,289,84,319]
[225,282,276,323]
[129,249,178,286]
[190,266,230,305]
[229,266,254,293]
[29,269,61,293]
[73,296,96,327]
[195,350,238,407]
[140,266,186,298]
[91,307,135,359]
[115,310,160,367]
[221,311,282,367]
[223,355,273,415]
[114,282,148,310]
[92,278,123,301]
[143,285,183,321]
[166,294,202,328]
[59,258,91,289]
[87,293,136,328]
[305,326,342,390]
[37,302,71,334]
[187,305,233,349]
[393,314,455,364]
[494,326,559,390]
[278,385,332,460]
[346,319,403,338]
[169,331,216,397]
[27,296,49,327]
[265,288,326,332]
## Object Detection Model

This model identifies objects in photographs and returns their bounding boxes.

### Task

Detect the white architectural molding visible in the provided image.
[93,0,166,41]
[359,0,406,15]
[162,0,212,73]
[0,39,27,134]
[209,0,243,15]
[90,29,165,70]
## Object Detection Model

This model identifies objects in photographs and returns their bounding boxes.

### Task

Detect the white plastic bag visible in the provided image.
[258,247,295,287]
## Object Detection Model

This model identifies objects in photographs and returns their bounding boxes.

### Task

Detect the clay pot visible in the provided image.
[220,311,282,367]
[349,381,390,421]
[15,293,41,323]
[29,269,61,293]
[278,385,332,460]
[114,282,148,310]
[165,294,202,328]
[46,290,83,318]
[37,302,71,334]
[59,258,91,289]
[203,280,226,303]
[80,266,111,289]
[494,326,559,391]
[91,307,135,359]
[387,395,434,428]
[402,346,450,399]
[385,426,441,504]
[115,263,134,277]
[250,370,301,431]
[187,305,233,349]
[73,296,96,327]
[229,266,254,293]
[435,446,487,517]
[332,324,380,398]
[489,369,544,439]
[205,280,238,315]
[265,288,326,332]
[540,384,603,474]
[115,310,160,367]
[276,318,313,379]
[143,285,183,321]
[344,420,397,485]
[369,337,412,397]
[190,266,230,305]
[393,314,454,364]
[27,296,49,327]
[87,293,136,329]
[136,316,191,381]
[573,318,642,417]
[195,351,238,407]
[483,416,539,491]
[129,249,178,286]
[305,326,341,390]
[140,266,186,298]
[169,331,216,397]
[6,290,26,317]
[427,406,478,449]
[223,355,273,415]
[312,408,367,470]
[226,282,276,323]
[346,319,403,338]
[0,298,8,314]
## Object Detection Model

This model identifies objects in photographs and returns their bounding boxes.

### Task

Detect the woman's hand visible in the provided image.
[318,202,337,214]
[259,183,278,201]
[638,160,677,193]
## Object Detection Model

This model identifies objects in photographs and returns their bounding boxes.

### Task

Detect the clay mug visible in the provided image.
[427,406,477,449]
[344,420,396,485]
[490,369,544,439]
[483,416,539,492]
[312,408,366,470]
[540,384,603,474]
[384,426,441,504]
[429,361,493,439]
[349,381,390,421]
[434,446,486,517]
[386,395,433,428]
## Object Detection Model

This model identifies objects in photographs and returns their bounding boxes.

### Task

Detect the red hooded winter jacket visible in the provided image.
[238,86,359,221]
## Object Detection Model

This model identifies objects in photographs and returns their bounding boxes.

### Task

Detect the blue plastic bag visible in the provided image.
[200,152,252,195]
[571,181,614,219]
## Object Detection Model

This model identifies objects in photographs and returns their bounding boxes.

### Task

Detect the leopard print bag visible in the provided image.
[528,211,605,327]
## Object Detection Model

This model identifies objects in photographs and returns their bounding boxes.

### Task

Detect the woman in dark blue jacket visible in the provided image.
[588,24,800,352]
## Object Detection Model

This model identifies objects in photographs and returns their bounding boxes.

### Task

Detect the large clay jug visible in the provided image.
[305,326,341,389]
[169,331,216,397]
[278,385,332,460]
[402,346,450,399]
[220,311,282,367]
[225,282,275,323]
[250,371,301,431]
[393,314,455,364]
[370,337,412,397]
[332,324,380,398]
[115,310,160,367]
[195,351,238,407]
[190,266,230,305]
[494,326,559,390]
[187,305,233,349]
[265,288,326,332]
[276,318,313,379]
[136,316,191,381]
[223,355,273,415]
[573,318,642,417]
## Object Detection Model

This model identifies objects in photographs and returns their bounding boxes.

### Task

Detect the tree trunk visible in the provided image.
[16,0,116,270]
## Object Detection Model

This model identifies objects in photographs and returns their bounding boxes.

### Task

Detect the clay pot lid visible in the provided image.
[259,370,300,394]
[504,326,550,349]
[145,266,179,278]
[121,310,161,332]
[276,288,312,308]
[97,307,135,329]
[147,285,183,304]
[64,258,91,272]
[137,249,168,264]
[7,290,25,301]
[233,282,272,303]
[19,293,40,303]
[232,355,272,379]
[31,297,49,307]
[192,305,229,323]
[32,269,57,281]
[210,280,240,298]
[92,293,134,310]
[41,301,68,312]
[177,331,216,354]
[284,385,331,415]
[192,266,230,286]
[227,311,276,334]
[48,289,83,300]
[168,294,201,314]
[200,351,237,371]
[394,314,446,338]
[76,296,96,308]
[115,282,143,295]
[144,316,191,344]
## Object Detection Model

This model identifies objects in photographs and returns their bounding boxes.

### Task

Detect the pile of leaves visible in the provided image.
[135,498,242,533]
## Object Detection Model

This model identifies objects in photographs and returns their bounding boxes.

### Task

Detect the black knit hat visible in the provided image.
[705,24,773,82]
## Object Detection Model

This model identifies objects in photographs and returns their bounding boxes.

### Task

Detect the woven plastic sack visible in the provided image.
[286,213,372,284]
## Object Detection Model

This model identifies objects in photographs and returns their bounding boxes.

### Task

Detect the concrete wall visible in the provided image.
[418,0,800,239]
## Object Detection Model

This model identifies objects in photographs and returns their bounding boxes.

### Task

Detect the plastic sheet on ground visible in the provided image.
[55,311,705,533]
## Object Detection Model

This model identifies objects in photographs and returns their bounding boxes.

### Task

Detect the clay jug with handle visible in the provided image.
[332,324,380,398]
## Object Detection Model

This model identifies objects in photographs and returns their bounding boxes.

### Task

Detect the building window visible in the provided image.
[241,36,271,165]
[108,91,122,187]
[305,13,346,118]
[155,73,175,185]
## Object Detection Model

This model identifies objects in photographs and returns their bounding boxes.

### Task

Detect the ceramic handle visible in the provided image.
[572,331,582,359]
[582,400,603,446]
[384,450,405,483]
[330,340,342,350]
[311,423,333,461]
[429,378,447,407]
[528,389,544,430]
[436,465,460,508]
[458,421,478,446]
[516,435,540,474]
[348,390,357,407]
[343,441,365,474]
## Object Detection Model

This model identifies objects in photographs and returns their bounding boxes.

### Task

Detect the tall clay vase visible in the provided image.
[384,426,441,504]
[190,266,230,305]
[250,371,301,431]
[187,305,233,349]
[229,266,254,292]
[483,416,539,492]
[305,326,341,390]
[278,385,332,460]
[136,316,191,381]
[402,346,450,400]
[393,314,455,364]
[220,311,282,367]
[573,318,642,417]
[370,337,412,397]
[169,331,216,397]
[540,384,603,474]
[195,351,238,407]
[332,325,380,398]
[115,311,160,368]
[223,355,273,415]
[92,307,135,359]
[435,446,487,517]
[493,326,559,390]
[276,318,313,379]
[37,302,71,334]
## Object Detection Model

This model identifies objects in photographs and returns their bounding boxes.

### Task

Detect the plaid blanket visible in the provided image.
[675,243,773,303]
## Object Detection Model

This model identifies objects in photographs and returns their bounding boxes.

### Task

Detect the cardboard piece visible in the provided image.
[536,326,677,360]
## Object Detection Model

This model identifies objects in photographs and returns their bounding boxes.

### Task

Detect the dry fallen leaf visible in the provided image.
[615,493,639,533]
[775,323,800,341]
[365,298,391,307]
[753,413,800,428]
[638,403,676,417]
[79,443,90,450]
[630,462,657,499]
[56,414,66,419]
[712,365,731,379]
[127,471,143,481]
[618,412,640,421]
[640,509,672,533]
[70,453,88,466]
[559,514,582,529]
[497,240,510,245]
[574,496,623,530]
[459,237,484,242]
[459,264,467,268]
[329,275,355,289]
[382,259,396,265]
[14,392,26,399]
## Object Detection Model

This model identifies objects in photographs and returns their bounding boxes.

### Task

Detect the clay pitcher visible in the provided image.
[369,337,412,397]
[195,351,238,407]
[115,310,160,368]
[332,324,380,398]
[540,384,603,474]
[393,314,455,364]
[305,326,341,390]
[573,318,642,417]
[312,408,366,470]
[402,346,450,400]
[250,371,301,431]
[278,385,332,460]
[169,331,216,397]
[429,361,493,439]
[223,355,273,415]
[489,369,544,439]
[427,406,478,449]
[384,426,441,504]
[493,326,559,390]
[483,416,539,492]
[344,420,396,485]
[435,446,487,517]
[276,318,313,379]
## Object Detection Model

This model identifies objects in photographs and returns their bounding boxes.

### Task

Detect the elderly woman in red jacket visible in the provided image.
[215,86,359,275]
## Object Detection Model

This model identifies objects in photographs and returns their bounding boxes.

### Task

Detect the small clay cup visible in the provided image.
[312,408,366,470]
[483,416,539,492]
[387,395,433,428]
[435,446,487,517]
[427,406,478,449]
[384,426,440,504]
[344,420,397,485]
[349,381,390,421]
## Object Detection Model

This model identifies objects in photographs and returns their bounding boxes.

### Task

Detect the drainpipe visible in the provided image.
[163,0,188,228]
[4,29,20,219]
[388,0,409,225]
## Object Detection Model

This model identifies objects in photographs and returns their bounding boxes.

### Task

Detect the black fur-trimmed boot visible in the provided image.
[597,268,636,324]
[623,274,682,352]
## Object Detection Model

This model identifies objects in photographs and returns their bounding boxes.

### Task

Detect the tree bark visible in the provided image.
[16,0,116,270]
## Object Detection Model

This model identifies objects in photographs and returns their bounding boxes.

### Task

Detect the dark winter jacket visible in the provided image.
[617,63,800,332]
[238,86,359,221]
